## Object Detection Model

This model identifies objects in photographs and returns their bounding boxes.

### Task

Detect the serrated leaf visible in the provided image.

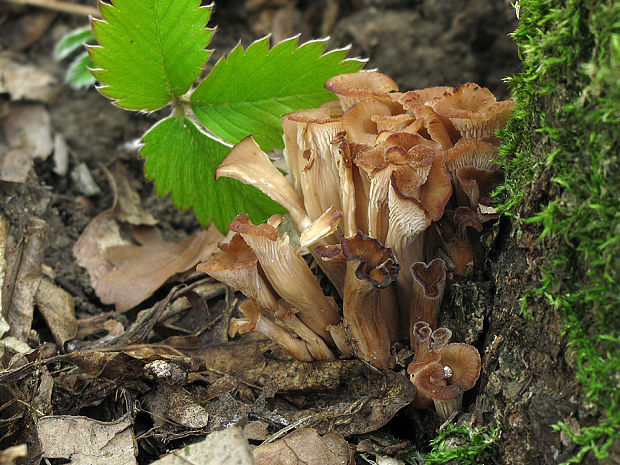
[54,25,95,60]
[66,51,97,89]
[190,36,364,151]
[89,0,213,111]
[141,116,286,232]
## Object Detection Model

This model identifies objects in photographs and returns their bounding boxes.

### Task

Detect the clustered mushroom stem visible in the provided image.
[203,71,512,419]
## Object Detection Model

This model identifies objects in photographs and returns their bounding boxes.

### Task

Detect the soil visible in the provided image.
[1,1,596,464]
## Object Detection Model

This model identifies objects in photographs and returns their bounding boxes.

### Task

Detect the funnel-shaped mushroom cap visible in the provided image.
[412,258,447,299]
[409,258,447,332]
[400,86,454,110]
[216,136,309,230]
[325,71,399,110]
[444,138,500,176]
[197,234,278,312]
[410,361,461,413]
[408,321,437,371]
[432,83,515,140]
[438,342,481,391]
[371,113,415,133]
[229,214,341,342]
[342,98,393,146]
[453,207,484,237]
[409,104,453,149]
[431,327,453,350]
[341,232,400,288]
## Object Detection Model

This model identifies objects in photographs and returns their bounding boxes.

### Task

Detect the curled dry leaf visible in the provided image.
[254,428,353,465]
[109,162,157,226]
[37,413,137,465]
[0,53,59,103]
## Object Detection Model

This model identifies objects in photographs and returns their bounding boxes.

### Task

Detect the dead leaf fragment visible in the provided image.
[2,217,47,341]
[37,413,137,465]
[0,444,27,465]
[0,53,59,102]
[151,426,253,465]
[0,103,53,182]
[97,225,225,312]
[143,384,209,429]
[35,278,77,347]
[109,162,157,226]
[254,428,353,465]
[72,209,131,290]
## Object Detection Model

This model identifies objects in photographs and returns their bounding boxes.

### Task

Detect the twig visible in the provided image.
[3,0,100,17]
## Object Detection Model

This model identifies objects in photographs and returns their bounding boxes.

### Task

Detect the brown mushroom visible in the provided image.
[409,258,447,332]
[196,234,277,313]
[432,83,515,140]
[341,231,400,368]
[229,214,341,342]
[230,299,314,362]
[325,71,399,111]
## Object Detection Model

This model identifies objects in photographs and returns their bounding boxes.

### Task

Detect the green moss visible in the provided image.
[496,0,620,462]
[424,424,499,465]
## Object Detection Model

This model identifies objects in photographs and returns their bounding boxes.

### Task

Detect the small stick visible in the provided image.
[4,0,100,17]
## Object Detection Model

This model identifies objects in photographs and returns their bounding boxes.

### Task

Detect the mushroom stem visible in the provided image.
[341,232,400,369]
[230,214,341,343]
[409,258,447,331]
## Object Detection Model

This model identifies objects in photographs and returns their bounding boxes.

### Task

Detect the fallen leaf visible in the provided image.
[0,103,53,182]
[254,428,353,465]
[143,383,209,429]
[2,217,47,341]
[37,413,137,465]
[0,53,59,102]
[109,162,157,226]
[0,10,56,52]
[0,444,27,465]
[35,278,77,347]
[97,225,225,312]
[72,209,131,291]
[151,425,253,465]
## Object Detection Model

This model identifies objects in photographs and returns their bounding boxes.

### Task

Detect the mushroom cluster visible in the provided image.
[198,71,513,417]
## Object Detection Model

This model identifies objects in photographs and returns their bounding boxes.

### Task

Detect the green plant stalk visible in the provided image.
[496,0,619,462]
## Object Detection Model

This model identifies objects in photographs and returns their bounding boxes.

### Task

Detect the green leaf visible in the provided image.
[89,0,214,111]
[141,116,286,232]
[66,51,97,89]
[190,36,364,152]
[54,25,95,60]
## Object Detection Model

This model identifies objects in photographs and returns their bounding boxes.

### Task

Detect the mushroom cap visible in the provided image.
[456,166,502,209]
[431,327,453,350]
[412,361,462,401]
[196,233,256,272]
[341,231,400,289]
[444,138,500,175]
[229,213,280,241]
[342,98,393,145]
[400,86,454,110]
[419,151,453,222]
[438,342,481,391]
[411,258,447,300]
[325,71,399,107]
[432,83,515,140]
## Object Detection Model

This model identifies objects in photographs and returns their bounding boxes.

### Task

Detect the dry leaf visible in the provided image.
[0,53,59,102]
[2,217,47,341]
[151,426,253,465]
[143,384,209,429]
[72,209,131,291]
[0,444,27,465]
[0,10,56,52]
[109,162,157,226]
[254,428,353,465]
[96,225,224,312]
[0,103,53,182]
[37,413,137,465]
[35,278,77,347]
